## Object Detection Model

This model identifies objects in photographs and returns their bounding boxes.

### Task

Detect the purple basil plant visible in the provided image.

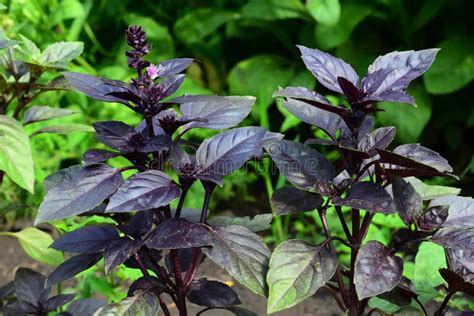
[34,26,279,315]
[264,46,473,315]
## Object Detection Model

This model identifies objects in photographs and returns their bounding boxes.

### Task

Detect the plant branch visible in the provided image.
[434,289,456,316]
[158,295,171,316]
[174,188,188,218]
[318,207,350,309]
[335,206,352,242]
[324,284,347,312]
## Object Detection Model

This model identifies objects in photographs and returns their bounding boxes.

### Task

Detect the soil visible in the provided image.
[0,235,342,316]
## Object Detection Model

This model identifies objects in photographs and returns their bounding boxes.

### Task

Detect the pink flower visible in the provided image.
[147,64,159,79]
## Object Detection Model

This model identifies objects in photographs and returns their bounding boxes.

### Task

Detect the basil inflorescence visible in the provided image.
[265,46,473,315]
[36,25,277,316]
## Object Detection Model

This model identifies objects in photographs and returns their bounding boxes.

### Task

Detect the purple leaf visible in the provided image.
[203,225,271,296]
[146,218,213,250]
[127,210,154,238]
[429,196,474,229]
[186,278,241,307]
[297,45,359,94]
[393,144,452,173]
[337,77,361,103]
[44,294,75,312]
[36,164,124,224]
[83,149,120,165]
[391,176,422,225]
[104,238,143,273]
[63,72,133,105]
[278,95,345,138]
[417,205,449,231]
[431,227,474,252]
[65,298,106,316]
[362,49,439,104]
[271,186,323,215]
[106,170,180,213]
[14,268,50,307]
[50,224,119,253]
[265,140,335,192]
[43,165,82,193]
[333,182,395,214]
[157,74,185,99]
[128,276,165,297]
[180,96,254,131]
[47,253,102,286]
[354,241,403,299]
[446,248,474,283]
[195,127,282,182]
[208,214,273,233]
[93,121,136,152]
[439,269,474,296]
[154,58,194,77]
[358,127,396,154]
[273,86,332,103]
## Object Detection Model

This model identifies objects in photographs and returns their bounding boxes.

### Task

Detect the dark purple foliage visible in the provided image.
[35,25,273,315]
[266,44,472,315]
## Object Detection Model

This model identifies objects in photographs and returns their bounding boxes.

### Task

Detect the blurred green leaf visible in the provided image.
[15,35,41,62]
[242,0,306,21]
[174,8,240,45]
[228,55,294,115]
[377,84,432,143]
[411,0,444,31]
[0,227,64,265]
[315,3,372,49]
[0,115,34,193]
[406,177,460,200]
[414,242,446,303]
[306,0,341,26]
[424,37,474,94]
[31,123,94,137]
[40,41,84,68]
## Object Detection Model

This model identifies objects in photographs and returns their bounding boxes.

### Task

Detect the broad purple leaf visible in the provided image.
[376,277,416,308]
[23,106,76,125]
[44,294,75,312]
[271,186,323,215]
[36,164,124,224]
[393,144,453,173]
[439,268,474,296]
[43,165,82,193]
[83,149,120,165]
[297,45,359,94]
[195,127,282,182]
[429,196,474,229]
[63,72,133,105]
[15,268,50,306]
[333,182,395,214]
[265,140,334,192]
[279,96,345,138]
[358,127,396,154]
[362,49,439,104]
[391,176,422,225]
[146,218,213,250]
[431,227,474,252]
[50,224,119,253]
[355,240,403,299]
[104,238,143,273]
[417,205,449,231]
[65,298,107,316]
[155,58,193,77]
[273,86,332,103]
[180,96,254,131]
[106,170,180,213]
[128,276,165,297]
[186,278,241,307]
[47,253,102,286]
[138,135,172,153]
[266,240,337,313]
[447,248,474,283]
[127,210,154,238]
[0,281,14,300]
[203,225,271,296]
[157,74,185,99]
[337,77,361,103]
[93,121,135,152]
